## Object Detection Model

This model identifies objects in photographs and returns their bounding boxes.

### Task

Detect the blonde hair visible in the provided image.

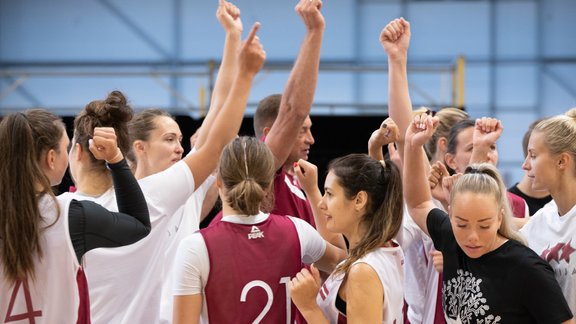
[450,163,526,245]
[533,108,576,173]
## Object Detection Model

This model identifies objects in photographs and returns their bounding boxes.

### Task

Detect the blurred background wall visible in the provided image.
[1,0,575,186]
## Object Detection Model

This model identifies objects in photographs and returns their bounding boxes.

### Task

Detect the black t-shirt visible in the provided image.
[427,208,572,323]
[508,183,552,216]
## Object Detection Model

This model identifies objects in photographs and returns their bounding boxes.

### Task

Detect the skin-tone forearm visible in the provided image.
[403,116,440,236]
[265,0,324,169]
[186,23,264,189]
[299,307,330,324]
[388,58,412,157]
[470,117,502,165]
[295,159,347,249]
[173,294,202,324]
[368,142,385,161]
[381,18,412,162]
[306,188,347,249]
[470,142,492,165]
[195,0,242,149]
[404,143,433,236]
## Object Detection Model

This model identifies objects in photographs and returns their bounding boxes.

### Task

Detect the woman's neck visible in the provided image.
[344,225,367,250]
[75,170,113,197]
[134,165,151,180]
[549,173,576,216]
[517,175,550,199]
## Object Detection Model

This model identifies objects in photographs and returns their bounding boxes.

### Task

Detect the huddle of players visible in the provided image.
[2,0,576,323]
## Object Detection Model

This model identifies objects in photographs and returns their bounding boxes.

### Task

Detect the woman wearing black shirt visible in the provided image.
[403,113,573,324]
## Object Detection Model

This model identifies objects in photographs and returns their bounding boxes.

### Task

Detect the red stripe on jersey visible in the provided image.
[76,268,91,324]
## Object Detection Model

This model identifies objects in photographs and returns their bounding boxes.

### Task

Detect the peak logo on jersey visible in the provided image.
[248,226,265,240]
[541,241,576,263]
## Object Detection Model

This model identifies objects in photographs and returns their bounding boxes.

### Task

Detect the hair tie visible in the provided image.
[18,112,29,121]
[379,159,386,168]
[465,166,483,175]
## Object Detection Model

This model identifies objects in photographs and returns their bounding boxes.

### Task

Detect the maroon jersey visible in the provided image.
[201,214,303,323]
[272,168,316,227]
[507,191,527,218]
[208,168,316,228]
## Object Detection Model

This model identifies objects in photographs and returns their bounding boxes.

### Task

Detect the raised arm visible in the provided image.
[295,159,346,249]
[403,114,440,236]
[184,23,265,189]
[381,18,413,161]
[265,0,325,169]
[368,118,400,162]
[194,0,243,149]
[470,117,503,165]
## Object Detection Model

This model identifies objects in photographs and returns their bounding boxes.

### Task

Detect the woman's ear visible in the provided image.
[215,175,222,189]
[354,191,368,213]
[72,143,83,162]
[44,148,57,170]
[557,152,572,171]
[437,137,448,156]
[445,153,458,171]
[133,140,145,155]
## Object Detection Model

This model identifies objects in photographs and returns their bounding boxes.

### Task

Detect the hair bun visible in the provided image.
[565,107,576,120]
[86,91,133,124]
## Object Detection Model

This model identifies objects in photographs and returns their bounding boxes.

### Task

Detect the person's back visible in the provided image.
[1,111,150,324]
[172,136,345,323]
[200,214,302,323]
[1,195,82,324]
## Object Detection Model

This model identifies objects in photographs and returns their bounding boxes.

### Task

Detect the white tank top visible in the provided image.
[317,245,405,323]
[0,194,81,324]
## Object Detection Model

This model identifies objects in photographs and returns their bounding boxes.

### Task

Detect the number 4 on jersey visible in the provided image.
[5,279,42,323]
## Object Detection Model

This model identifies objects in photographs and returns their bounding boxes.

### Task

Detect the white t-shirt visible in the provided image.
[172,213,326,323]
[159,174,215,324]
[521,199,576,315]
[69,160,196,324]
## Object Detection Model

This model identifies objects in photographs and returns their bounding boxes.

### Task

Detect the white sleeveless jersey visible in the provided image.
[68,160,196,323]
[0,194,80,324]
[396,203,441,324]
[317,245,405,323]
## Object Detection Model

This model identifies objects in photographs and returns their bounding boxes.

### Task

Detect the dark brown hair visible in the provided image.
[73,90,133,172]
[328,154,403,275]
[0,109,65,283]
[127,108,173,167]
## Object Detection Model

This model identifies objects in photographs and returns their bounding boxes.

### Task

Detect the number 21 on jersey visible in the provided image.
[240,277,292,324]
